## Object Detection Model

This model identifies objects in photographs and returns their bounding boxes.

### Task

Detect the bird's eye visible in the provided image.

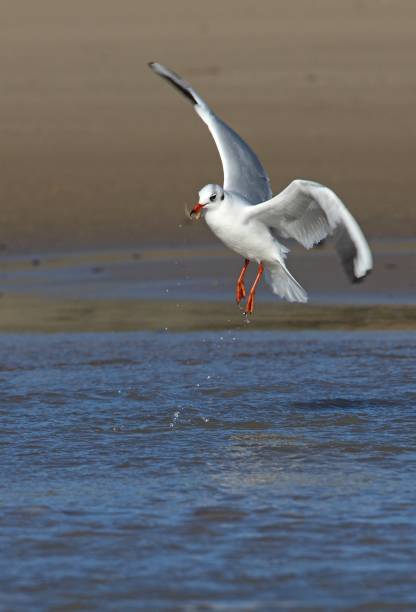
[210,194,217,202]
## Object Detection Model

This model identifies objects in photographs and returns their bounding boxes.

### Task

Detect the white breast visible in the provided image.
[204,196,279,263]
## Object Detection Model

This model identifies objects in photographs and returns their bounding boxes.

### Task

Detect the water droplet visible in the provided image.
[170,410,181,429]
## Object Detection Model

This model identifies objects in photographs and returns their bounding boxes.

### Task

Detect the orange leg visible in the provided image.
[244,262,264,314]
[236,259,250,304]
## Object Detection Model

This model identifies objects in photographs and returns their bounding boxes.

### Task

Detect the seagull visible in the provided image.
[148,62,373,315]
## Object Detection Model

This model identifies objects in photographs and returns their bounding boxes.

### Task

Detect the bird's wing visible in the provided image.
[245,179,373,282]
[148,62,272,204]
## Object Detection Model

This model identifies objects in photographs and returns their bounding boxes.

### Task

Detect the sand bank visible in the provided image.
[0,294,415,333]
[0,242,414,332]
[1,0,416,253]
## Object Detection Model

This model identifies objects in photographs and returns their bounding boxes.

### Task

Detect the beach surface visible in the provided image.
[1,0,416,253]
[0,240,415,332]
[1,0,414,331]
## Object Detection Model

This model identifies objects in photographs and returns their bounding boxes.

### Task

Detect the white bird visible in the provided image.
[149,62,373,315]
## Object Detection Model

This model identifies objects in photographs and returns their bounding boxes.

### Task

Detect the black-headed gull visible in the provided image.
[149,62,373,314]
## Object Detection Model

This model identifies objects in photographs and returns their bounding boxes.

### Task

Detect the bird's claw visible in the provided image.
[236,281,246,305]
[245,296,255,315]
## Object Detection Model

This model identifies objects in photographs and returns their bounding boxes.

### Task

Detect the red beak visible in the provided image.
[190,203,205,219]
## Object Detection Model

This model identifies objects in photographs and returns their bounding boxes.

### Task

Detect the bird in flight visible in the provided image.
[148,62,373,315]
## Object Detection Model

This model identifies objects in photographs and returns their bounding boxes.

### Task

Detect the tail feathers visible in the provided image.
[265,262,308,303]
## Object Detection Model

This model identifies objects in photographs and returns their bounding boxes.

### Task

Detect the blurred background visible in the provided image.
[1,0,415,254]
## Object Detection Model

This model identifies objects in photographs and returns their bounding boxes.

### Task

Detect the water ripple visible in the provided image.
[1,330,415,609]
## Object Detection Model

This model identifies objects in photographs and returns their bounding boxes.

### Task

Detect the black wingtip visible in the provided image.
[352,275,364,284]
[352,268,372,284]
[148,61,198,106]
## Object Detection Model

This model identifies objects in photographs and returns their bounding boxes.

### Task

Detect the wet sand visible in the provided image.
[0,241,415,332]
[1,293,415,333]
[1,0,415,331]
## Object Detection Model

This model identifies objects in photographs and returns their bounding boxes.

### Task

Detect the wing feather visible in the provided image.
[149,62,272,204]
[246,179,373,282]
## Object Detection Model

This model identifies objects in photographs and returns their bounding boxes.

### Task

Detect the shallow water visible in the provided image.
[2,245,416,305]
[1,330,416,610]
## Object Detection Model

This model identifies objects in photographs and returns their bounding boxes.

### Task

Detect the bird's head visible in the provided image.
[190,184,225,219]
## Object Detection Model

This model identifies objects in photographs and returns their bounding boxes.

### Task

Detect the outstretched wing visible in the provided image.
[148,62,272,204]
[245,179,373,282]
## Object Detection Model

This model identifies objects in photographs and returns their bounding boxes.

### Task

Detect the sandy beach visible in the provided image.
[2,294,416,333]
[0,240,415,332]
[1,0,416,254]
[0,1,415,330]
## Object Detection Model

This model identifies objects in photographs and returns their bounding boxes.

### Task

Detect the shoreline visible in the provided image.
[0,242,414,333]
[1,294,415,333]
